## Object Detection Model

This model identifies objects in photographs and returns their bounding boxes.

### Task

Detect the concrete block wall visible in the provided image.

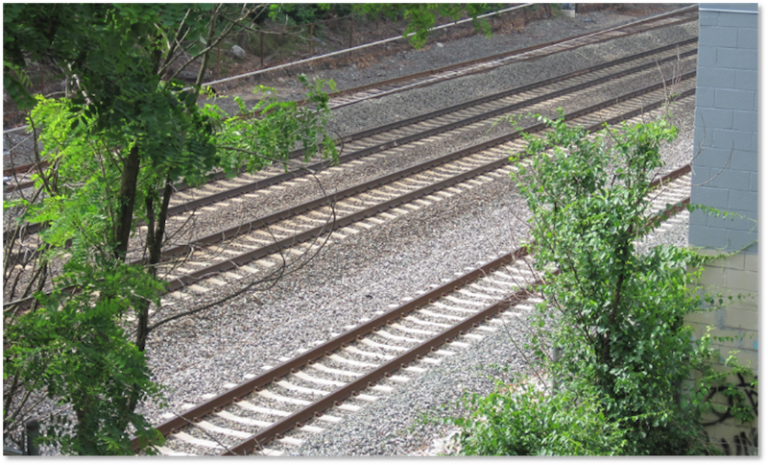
[686,3,758,456]
[688,3,758,254]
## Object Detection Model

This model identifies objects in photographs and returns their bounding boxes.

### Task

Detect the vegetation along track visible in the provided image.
[159,38,698,215]
[3,71,698,312]
[6,37,698,245]
[141,72,699,295]
[135,165,693,456]
[2,5,698,192]
[318,4,698,109]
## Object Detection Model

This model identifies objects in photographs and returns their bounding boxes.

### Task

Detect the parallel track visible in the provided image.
[3,75,697,311]
[5,39,698,246]
[4,9,700,454]
[161,40,698,216]
[2,6,698,192]
[138,165,693,456]
[153,74,697,297]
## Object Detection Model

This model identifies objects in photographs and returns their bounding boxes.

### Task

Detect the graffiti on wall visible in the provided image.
[704,428,758,456]
[702,373,758,455]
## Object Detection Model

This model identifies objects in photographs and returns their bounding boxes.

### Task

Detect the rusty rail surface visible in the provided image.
[2,5,698,190]
[159,40,698,214]
[5,40,698,248]
[134,246,532,453]
[5,36,697,214]
[132,162,692,454]
[158,60,699,254]
[3,73,696,311]
[157,73,697,294]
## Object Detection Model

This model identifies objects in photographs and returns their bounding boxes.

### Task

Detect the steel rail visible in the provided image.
[3,38,695,196]
[651,163,693,188]
[290,5,699,110]
[159,41,698,213]
[196,4,535,90]
[133,246,531,451]
[0,5,698,146]
[224,284,535,455]
[7,38,696,197]
[4,37,699,247]
[162,37,699,196]
[222,173,695,456]
[4,76,695,311]
[157,73,697,293]
[322,16,700,111]
[24,50,689,256]
[0,7,698,187]
[134,164,693,454]
[157,50,699,250]
[3,161,48,178]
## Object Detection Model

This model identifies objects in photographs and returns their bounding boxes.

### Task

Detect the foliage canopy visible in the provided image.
[446,114,756,455]
[3,3,336,454]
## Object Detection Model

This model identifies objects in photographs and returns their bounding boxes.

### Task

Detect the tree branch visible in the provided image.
[158,8,192,75]
[142,169,336,334]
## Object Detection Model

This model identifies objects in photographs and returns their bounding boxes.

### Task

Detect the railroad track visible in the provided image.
[3,73,697,311]
[318,5,699,109]
[138,165,693,456]
[5,37,698,247]
[159,39,698,216]
[2,6,698,193]
[151,74,697,299]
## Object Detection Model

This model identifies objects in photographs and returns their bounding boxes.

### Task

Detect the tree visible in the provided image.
[446,114,756,455]
[2,3,536,454]
[4,3,336,454]
[514,115,710,454]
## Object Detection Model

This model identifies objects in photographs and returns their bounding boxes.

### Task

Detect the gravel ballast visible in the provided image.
[325,20,698,137]
[269,102,696,457]
[16,7,699,455]
[136,96,696,457]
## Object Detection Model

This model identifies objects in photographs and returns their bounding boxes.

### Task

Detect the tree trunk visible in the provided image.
[128,179,172,417]
[134,178,173,353]
[111,33,163,327]
[601,231,632,366]
[112,145,141,260]
[127,28,180,425]
[602,270,625,364]
[74,401,96,454]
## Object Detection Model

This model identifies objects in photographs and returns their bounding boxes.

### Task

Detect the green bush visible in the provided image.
[451,377,631,456]
[446,113,755,455]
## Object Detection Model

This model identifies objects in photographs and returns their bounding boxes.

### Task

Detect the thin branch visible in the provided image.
[143,169,336,334]
[167,4,262,83]
[27,120,54,197]
[158,8,192,75]
[4,250,47,316]
[691,127,734,188]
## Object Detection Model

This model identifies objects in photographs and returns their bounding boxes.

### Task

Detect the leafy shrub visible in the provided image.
[451,377,631,456]
[446,114,755,455]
